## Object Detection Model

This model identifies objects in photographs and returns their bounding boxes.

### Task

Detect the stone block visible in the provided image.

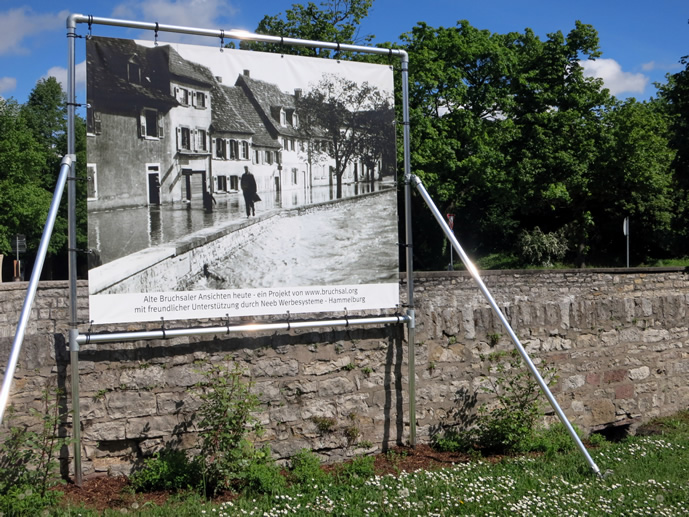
[106,390,157,419]
[589,398,616,426]
[628,366,650,381]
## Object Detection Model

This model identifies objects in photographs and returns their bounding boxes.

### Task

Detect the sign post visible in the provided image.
[623,217,630,268]
[11,234,26,281]
[446,214,455,270]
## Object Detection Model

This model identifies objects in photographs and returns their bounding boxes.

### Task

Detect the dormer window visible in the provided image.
[280,108,287,127]
[128,58,141,84]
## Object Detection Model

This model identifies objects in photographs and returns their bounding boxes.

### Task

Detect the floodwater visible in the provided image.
[191,190,399,289]
[88,182,390,266]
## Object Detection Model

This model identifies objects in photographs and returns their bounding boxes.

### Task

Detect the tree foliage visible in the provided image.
[0,77,87,280]
[241,0,374,57]
[402,19,678,268]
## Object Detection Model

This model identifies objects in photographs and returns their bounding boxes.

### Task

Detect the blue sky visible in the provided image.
[0,0,686,104]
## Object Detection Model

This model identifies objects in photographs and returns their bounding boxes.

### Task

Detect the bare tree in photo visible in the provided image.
[297,74,394,198]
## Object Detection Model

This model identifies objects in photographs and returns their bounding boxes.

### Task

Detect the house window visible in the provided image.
[292,112,299,128]
[215,138,226,158]
[266,150,273,165]
[128,60,141,83]
[87,108,102,135]
[179,127,191,150]
[229,140,239,160]
[197,129,207,151]
[176,87,190,105]
[217,175,227,192]
[291,168,298,185]
[230,175,239,190]
[196,92,207,108]
[140,109,163,139]
[241,141,249,159]
[87,164,98,200]
[280,109,287,127]
[254,150,261,164]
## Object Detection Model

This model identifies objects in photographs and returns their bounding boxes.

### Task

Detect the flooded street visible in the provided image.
[190,190,399,289]
[89,182,390,266]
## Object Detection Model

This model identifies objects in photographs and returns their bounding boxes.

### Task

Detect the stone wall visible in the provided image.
[1,268,688,477]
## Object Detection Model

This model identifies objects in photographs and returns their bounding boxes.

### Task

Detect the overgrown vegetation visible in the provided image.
[0,387,69,515]
[47,410,689,515]
[433,350,559,455]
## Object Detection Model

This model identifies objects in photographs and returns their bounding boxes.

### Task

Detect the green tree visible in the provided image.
[594,99,675,263]
[242,0,374,57]
[0,78,87,281]
[657,49,689,256]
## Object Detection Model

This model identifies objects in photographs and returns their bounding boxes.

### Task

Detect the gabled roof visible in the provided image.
[87,36,178,112]
[210,82,254,135]
[219,84,280,149]
[235,73,302,138]
[165,46,215,88]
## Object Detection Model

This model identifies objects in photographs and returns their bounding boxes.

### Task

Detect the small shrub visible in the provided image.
[529,422,581,458]
[244,460,286,495]
[432,429,473,453]
[517,226,568,267]
[129,449,202,492]
[196,361,263,494]
[474,350,557,454]
[289,449,329,487]
[338,455,375,484]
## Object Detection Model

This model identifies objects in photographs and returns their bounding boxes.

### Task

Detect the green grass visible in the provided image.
[44,411,689,516]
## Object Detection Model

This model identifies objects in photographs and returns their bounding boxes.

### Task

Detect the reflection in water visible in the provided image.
[89,182,393,265]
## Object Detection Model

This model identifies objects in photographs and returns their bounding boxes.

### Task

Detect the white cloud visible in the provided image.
[111,0,238,42]
[0,77,17,95]
[580,58,648,96]
[43,60,87,94]
[0,7,69,55]
[642,60,683,72]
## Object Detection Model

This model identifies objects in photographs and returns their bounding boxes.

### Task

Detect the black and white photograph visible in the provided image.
[86,36,399,324]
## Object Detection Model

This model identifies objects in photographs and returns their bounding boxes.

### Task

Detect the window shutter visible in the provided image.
[176,127,180,150]
[158,117,164,138]
[140,113,146,138]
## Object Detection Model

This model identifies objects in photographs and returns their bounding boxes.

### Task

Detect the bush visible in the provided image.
[337,455,375,485]
[474,350,556,453]
[529,422,581,458]
[432,429,473,453]
[244,460,286,495]
[129,449,202,492]
[517,226,568,267]
[196,361,264,495]
[289,449,329,487]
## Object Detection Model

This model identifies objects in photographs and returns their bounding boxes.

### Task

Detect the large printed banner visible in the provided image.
[86,36,398,325]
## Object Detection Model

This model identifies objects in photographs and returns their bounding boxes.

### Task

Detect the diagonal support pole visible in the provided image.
[410,174,602,477]
[0,155,74,425]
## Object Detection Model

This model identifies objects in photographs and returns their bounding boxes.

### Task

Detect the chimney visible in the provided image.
[294,88,302,99]
[243,69,250,77]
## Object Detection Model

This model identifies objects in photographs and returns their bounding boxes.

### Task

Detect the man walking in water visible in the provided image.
[240,165,258,217]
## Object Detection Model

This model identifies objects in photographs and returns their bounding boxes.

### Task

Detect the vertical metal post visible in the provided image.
[400,52,416,447]
[66,14,82,486]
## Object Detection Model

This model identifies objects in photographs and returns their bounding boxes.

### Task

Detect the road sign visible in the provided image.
[446,214,455,231]
[11,234,26,254]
